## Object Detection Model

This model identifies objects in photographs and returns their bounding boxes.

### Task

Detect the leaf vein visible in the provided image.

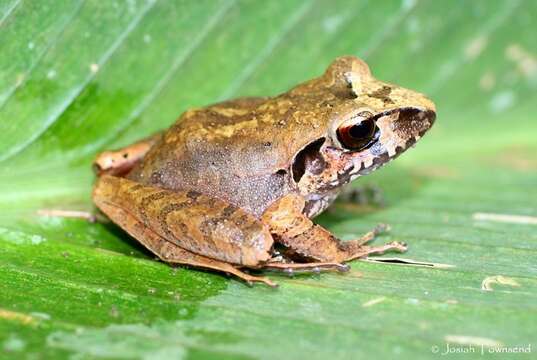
[0,0,86,110]
[0,0,157,163]
[0,0,21,27]
[217,0,316,101]
[78,0,237,157]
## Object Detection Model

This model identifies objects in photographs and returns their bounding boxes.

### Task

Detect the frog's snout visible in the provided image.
[393,107,436,139]
[379,82,436,127]
[423,108,436,127]
[414,94,436,129]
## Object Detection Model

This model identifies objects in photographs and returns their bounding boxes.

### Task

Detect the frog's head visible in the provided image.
[293,56,436,200]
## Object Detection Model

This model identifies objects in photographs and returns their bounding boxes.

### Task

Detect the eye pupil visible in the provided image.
[336,119,378,151]
[349,120,375,138]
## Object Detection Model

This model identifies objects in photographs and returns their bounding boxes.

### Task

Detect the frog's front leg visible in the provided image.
[261,194,407,263]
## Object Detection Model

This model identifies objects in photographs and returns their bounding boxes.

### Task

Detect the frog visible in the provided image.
[92,56,436,287]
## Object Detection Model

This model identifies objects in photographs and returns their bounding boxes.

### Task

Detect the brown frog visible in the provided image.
[92,56,436,287]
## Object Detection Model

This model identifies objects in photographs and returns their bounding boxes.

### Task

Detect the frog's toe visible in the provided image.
[262,261,349,274]
[240,272,278,288]
[388,241,408,252]
[254,277,279,288]
[340,240,409,262]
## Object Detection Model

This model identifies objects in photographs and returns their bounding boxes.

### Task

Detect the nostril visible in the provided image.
[425,110,436,124]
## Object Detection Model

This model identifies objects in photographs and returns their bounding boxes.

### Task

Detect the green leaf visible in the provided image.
[1,0,536,359]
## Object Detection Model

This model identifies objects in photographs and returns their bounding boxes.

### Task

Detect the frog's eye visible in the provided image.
[336,118,379,151]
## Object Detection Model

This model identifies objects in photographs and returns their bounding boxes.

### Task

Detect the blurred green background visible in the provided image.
[0,0,536,359]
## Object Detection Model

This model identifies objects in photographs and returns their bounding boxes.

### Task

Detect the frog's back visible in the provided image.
[127,94,331,217]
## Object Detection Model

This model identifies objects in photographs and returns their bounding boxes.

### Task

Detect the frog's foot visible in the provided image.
[340,241,407,262]
[223,267,278,287]
[93,132,162,177]
[261,261,350,276]
[336,223,406,262]
[354,223,391,246]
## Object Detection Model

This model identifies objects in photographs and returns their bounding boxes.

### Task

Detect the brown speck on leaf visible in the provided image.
[90,63,99,73]
[481,275,520,291]
[0,309,35,325]
[505,43,537,79]
[479,72,496,91]
[37,209,96,222]
[362,296,386,307]
[473,212,537,225]
[109,305,120,318]
[414,166,460,179]
[490,146,537,172]
[16,73,25,86]
[465,35,488,60]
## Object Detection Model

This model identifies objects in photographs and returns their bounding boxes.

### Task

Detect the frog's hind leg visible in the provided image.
[95,187,277,287]
[93,175,277,287]
[262,194,407,264]
[93,132,163,177]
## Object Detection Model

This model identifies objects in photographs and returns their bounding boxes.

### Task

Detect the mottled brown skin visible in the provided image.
[93,56,436,286]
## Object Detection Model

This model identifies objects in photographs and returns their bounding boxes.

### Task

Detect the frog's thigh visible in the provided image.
[95,197,276,287]
[262,194,406,263]
[93,175,274,267]
[93,132,163,176]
